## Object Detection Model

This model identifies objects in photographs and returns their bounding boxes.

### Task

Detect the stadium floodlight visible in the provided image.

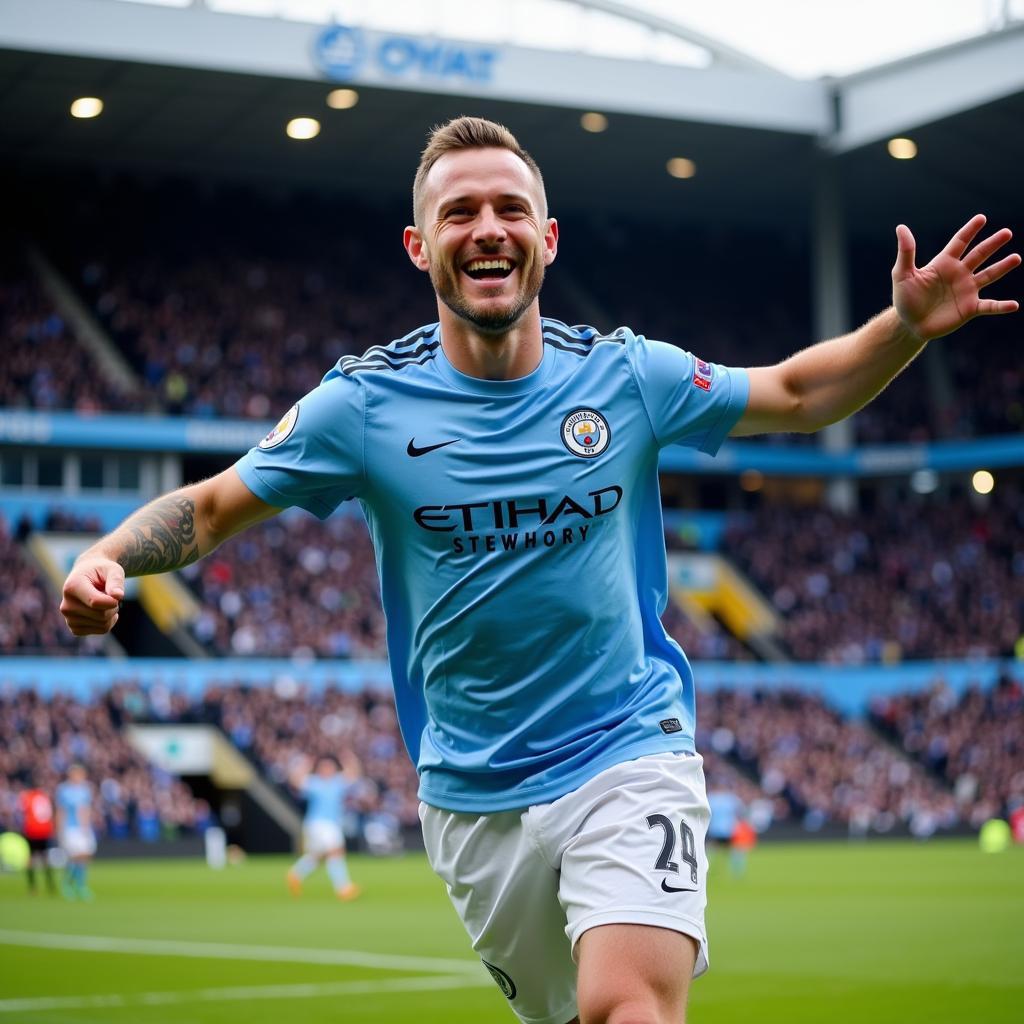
[887,137,918,160]
[666,157,696,179]
[972,470,995,494]
[70,97,104,119]
[285,117,321,140]
[326,88,359,110]
[580,112,609,132]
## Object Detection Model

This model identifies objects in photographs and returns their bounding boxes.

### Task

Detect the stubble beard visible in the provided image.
[431,251,546,335]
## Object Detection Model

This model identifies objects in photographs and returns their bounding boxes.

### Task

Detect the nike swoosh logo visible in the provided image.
[661,879,698,894]
[407,437,461,458]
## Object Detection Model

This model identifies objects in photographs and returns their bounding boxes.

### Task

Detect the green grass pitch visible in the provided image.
[0,840,1020,1023]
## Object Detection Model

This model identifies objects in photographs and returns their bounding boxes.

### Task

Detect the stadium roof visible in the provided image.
[1,0,1022,233]
[111,0,1024,79]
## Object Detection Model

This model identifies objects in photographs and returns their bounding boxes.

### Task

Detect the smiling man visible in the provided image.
[60,117,1019,1024]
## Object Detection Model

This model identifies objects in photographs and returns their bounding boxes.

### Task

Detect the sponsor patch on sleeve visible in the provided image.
[692,357,713,392]
[258,403,299,449]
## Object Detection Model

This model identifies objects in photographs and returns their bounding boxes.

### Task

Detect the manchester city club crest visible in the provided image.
[257,403,299,449]
[561,408,611,458]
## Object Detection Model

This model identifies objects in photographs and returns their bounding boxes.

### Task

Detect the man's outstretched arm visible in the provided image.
[732,214,1020,436]
[60,467,280,636]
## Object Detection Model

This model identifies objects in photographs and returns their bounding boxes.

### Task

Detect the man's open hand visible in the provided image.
[60,556,125,636]
[893,214,1020,342]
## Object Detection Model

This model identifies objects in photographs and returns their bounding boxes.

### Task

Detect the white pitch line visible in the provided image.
[0,929,484,976]
[0,973,494,1015]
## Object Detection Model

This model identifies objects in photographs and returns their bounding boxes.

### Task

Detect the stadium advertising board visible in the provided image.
[314,24,500,86]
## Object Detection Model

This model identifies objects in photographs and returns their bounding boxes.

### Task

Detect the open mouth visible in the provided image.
[462,257,516,282]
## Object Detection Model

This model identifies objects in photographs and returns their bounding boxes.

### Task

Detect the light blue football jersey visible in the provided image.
[236,319,748,812]
[56,781,92,829]
[301,774,350,825]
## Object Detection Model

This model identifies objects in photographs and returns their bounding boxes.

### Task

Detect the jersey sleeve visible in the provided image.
[234,374,366,520]
[626,333,749,455]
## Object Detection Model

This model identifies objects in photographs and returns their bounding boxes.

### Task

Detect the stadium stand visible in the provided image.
[8,671,1012,844]
[0,254,137,413]
[38,181,439,418]
[199,681,420,839]
[0,513,99,657]
[699,687,961,836]
[661,599,752,662]
[7,179,1014,443]
[181,511,387,658]
[0,18,1019,864]
[0,687,210,841]
[724,484,1024,662]
[4,487,1022,666]
[870,672,1024,825]
[173,483,1023,664]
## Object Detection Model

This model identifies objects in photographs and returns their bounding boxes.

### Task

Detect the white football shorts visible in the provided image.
[60,826,97,858]
[303,819,344,856]
[420,751,711,1024]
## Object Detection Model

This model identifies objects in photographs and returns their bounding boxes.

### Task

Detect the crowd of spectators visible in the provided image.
[848,239,1023,443]
[5,482,1022,668]
[0,256,138,413]
[180,485,1024,665]
[0,687,210,842]
[82,677,419,849]
[200,681,420,848]
[181,510,387,658]
[725,485,1024,662]
[0,514,102,657]
[60,185,438,420]
[870,673,1024,826]
[9,671,1012,848]
[3,177,1012,444]
[0,678,786,849]
[198,681,783,843]
[699,687,960,836]
[944,338,1024,438]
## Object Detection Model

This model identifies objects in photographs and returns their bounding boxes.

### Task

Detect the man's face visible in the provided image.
[317,759,336,778]
[405,147,558,334]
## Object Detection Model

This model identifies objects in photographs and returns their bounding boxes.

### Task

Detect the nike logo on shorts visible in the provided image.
[661,878,698,893]
[407,437,461,457]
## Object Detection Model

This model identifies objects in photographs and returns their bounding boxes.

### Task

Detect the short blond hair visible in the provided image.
[412,116,546,227]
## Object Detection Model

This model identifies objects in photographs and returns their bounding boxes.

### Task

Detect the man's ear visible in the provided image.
[403,226,430,272]
[542,218,559,267]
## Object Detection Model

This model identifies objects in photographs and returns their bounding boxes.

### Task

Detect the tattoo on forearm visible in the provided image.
[117,496,200,575]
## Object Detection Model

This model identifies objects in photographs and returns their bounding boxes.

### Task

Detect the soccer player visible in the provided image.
[286,752,362,901]
[59,118,1018,1023]
[706,785,749,878]
[19,781,57,895]
[55,764,96,900]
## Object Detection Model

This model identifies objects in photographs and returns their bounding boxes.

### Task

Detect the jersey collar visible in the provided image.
[434,325,556,397]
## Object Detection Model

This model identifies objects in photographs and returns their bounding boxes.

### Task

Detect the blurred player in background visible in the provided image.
[286,752,362,901]
[19,780,57,895]
[60,116,1019,1024]
[56,764,95,900]
[706,786,752,878]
